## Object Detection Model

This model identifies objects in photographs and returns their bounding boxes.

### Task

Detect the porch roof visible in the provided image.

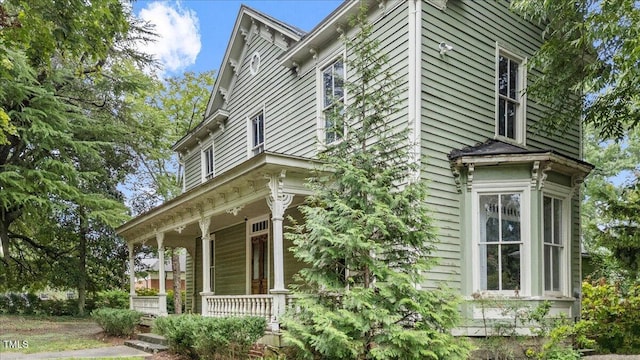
[117,152,321,245]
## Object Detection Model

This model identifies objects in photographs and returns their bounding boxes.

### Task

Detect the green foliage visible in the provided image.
[136,288,159,296]
[282,5,470,360]
[0,293,98,316]
[472,298,580,359]
[154,314,200,358]
[167,290,186,314]
[94,290,129,309]
[126,70,215,215]
[193,316,266,360]
[575,280,640,354]
[153,315,266,359]
[510,0,640,140]
[91,307,142,337]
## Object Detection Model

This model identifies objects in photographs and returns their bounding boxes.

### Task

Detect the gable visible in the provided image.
[173,6,304,154]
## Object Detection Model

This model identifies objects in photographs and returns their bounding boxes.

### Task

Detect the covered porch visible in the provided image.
[116,153,315,330]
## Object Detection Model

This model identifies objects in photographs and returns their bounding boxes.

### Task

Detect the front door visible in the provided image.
[251,234,268,294]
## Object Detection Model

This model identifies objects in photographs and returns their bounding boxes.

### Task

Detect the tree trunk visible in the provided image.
[0,208,21,258]
[77,209,88,316]
[172,249,182,314]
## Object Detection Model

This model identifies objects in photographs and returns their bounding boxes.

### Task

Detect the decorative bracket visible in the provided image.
[450,164,462,193]
[570,175,585,198]
[175,225,185,234]
[291,61,300,77]
[531,161,540,189]
[266,170,294,219]
[538,163,553,190]
[466,163,475,192]
[199,217,211,241]
[229,59,239,74]
[226,205,245,216]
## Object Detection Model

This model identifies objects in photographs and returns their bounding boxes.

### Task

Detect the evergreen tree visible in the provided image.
[282,6,470,360]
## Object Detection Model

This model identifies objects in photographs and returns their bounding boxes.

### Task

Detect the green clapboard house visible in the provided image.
[116,0,593,337]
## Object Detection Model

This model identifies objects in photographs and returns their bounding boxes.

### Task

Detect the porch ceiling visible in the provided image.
[117,152,320,246]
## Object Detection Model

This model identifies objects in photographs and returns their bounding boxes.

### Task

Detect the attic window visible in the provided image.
[250,52,261,75]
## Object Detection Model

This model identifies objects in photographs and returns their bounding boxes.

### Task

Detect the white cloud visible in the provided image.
[137,1,201,75]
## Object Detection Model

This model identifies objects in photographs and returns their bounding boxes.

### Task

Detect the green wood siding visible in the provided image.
[420,0,584,292]
[214,223,246,295]
[185,251,194,313]
[184,151,200,192]
[194,239,202,314]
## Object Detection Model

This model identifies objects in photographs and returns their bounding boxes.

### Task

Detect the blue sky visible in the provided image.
[132,0,343,78]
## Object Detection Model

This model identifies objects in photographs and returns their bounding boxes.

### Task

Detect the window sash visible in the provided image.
[497,54,522,140]
[323,60,345,144]
[251,112,264,154]
[204,146,214,179]
[478,193,522,292]
[544,196,564,293]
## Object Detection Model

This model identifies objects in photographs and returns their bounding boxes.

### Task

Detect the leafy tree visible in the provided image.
[125,70,214,314]
[125,70,215,215]
[0,0,158,314]
[510,0,640,140]
[581,124,640,280]
[282,6,470,360]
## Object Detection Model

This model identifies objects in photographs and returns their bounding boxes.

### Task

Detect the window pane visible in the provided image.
[554,199,562,245]
[509,59,518,99]
[544,245,551,291]
[544,196,552,244]
[499,56,508,96]
[484,244,499,290]
[501,194,520,242]
[506,101,516,139]
[498,98,506,137]
[480,194,499,243]
[502,243,521,290]
[334,61,344,100]
[323,69,333,108]
[552,246,561,291]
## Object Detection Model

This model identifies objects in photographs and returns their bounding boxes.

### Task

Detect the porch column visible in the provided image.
[267,171,294,329]
[156,231,168,316]
[128,242,135,310]
[199,217,212,315]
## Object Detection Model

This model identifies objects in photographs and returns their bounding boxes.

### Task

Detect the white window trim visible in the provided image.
[471,180,532,297]
[316,52,346,149]
[494,43,527,145]
[245,215,270,295]
[246,105,266,158]
[200,141,215,183]
[542,183,572,297]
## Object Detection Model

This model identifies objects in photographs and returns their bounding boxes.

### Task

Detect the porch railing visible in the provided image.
[131,295,160,315]
[203,295,274,321]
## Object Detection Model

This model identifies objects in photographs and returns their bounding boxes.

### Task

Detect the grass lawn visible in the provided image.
[0,315,115,354]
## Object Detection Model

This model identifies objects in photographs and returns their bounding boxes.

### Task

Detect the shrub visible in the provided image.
[92,308,142,337]
[193,316,266,360]
[94,290,129,309]
[576,279,640,354]
[154,315,267,359]
[166,290,186,314]
[136,288,158,296]
[154,314,201,358]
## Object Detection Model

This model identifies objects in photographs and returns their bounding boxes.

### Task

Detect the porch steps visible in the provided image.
[124,333,169,354]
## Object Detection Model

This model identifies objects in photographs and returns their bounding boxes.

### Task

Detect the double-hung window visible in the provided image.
[322,60,345,144]
[202,144,214,181]
[496,47,526,144]
[251,112,264,156]
[543,195,566,294]
[478,193,523,292]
